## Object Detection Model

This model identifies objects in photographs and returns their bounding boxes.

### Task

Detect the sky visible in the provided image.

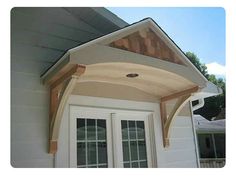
[107,7,225,78]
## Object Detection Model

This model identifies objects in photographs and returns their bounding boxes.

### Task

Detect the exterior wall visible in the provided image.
[11,8,115,167]
[56,90,198,168]
[156,115,198,167]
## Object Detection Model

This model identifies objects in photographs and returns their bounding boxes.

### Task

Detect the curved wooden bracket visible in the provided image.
[160,86,198,148]
[48,64,86,154]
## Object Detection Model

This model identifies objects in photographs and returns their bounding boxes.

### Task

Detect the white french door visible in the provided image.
[70,106,153,168]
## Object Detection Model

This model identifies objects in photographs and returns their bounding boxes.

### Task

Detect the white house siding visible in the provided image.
[155,116,198,167]
[56,93,198,168]
[11,7,121,168]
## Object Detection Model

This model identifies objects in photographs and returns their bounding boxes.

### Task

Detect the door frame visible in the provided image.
[111,111,153,167]
[55,95,159,168]
[69,105,154,168]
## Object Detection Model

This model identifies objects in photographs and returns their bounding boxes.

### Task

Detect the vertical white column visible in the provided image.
[110,113,123,167]
[148,113,157,167]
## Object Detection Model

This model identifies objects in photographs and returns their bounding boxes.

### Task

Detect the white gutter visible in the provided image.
[192,98,205,111]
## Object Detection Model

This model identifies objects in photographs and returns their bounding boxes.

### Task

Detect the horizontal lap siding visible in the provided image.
[156,110,198,168]
[11,8,105,167]
[11,72,48,91]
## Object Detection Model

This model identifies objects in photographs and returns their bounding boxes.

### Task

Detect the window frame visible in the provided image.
[197,132,225,159]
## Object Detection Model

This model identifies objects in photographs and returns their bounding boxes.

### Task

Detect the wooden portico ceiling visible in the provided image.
[41,18,220,153]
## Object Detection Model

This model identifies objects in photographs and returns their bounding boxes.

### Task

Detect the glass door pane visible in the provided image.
[121,120,148,168]
[77,118,108,168]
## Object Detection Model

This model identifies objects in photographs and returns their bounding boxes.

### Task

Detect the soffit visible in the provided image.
[77,62,197,98]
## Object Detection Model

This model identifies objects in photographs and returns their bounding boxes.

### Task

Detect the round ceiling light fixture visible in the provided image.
[126,73,139,78]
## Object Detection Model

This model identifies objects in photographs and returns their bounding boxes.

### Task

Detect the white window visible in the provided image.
[69,106,155,168]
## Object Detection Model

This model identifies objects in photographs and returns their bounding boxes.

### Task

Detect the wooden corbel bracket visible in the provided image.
[160,86,198,148]
[48,64,86,154]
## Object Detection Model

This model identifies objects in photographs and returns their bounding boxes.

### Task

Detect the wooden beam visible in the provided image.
[165,95,191,145]
[49,140,57,154]
[49,76,78,154]
[50,64,86,89]
[160,102,168,147]
[160,86,198,148]
[160,95,192,148]
[161,86,198,102]
[48,65,86,154]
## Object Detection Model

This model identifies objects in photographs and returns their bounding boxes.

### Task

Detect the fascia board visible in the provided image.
[192,81,223,100]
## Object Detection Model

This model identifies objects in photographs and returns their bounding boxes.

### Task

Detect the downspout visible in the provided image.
[190,98,205,168]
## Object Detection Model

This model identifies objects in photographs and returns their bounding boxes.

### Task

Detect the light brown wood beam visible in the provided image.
[50,64,85,90]
[160,86,198,148]
[48,64,86,154]
[161,86,199,102]
[160,101,168,147]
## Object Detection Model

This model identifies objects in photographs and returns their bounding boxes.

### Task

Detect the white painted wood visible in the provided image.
[163,160,197,168]
[55,95,198,168]
[69,106,113,168]
[11,140,53,167]
[11,106,48,124]
[11,88,49,107]
[11,71,47,92]
[11,123,49,141]
[169,127,194,138]
[110,113,119,167]
[68,105,153,168]
[114,111,153,168]
[148,113,158,167]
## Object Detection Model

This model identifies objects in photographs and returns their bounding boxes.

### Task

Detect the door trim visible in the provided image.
[69,105,155,168]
